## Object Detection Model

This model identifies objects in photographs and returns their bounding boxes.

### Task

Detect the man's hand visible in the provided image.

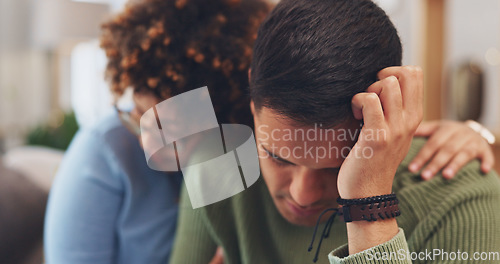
[410,120,495,180]
[338,66,423,199]
[338,66,423,254]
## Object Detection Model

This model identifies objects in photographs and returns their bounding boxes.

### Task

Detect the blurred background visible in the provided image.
[0,0,499,263]
[1,0,500,153]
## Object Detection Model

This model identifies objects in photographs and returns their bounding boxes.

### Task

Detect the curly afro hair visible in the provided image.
[100,0,270,126]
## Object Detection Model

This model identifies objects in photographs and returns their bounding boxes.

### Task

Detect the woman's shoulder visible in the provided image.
[69,111,139,157]
[80,110,132,144]
[58,111,143,181]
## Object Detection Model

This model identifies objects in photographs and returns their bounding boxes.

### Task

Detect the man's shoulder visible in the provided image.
[393,137,500,233]
[394,137,500,195]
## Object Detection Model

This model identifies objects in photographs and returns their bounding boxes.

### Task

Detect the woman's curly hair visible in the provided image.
[100,0,270,126]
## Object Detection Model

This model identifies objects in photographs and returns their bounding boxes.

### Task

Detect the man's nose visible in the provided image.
[289,167,325,207]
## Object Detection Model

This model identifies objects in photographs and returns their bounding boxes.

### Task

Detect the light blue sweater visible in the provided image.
[44,110,183,264]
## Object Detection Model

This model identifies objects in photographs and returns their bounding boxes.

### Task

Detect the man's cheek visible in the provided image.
[260,162,280,187]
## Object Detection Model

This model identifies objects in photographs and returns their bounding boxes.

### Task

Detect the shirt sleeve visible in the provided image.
[328,170,500,264]
[169,184,218,264]
[328,228,412,264]
[44,129,124,264]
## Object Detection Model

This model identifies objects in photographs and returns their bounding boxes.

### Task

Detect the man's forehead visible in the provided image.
[254,107,359,140]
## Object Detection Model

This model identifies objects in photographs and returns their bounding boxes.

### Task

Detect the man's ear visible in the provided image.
[250,100,256,117]
[249,69,256,117]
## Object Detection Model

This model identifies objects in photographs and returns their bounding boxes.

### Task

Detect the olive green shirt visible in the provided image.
[170,138,500,263]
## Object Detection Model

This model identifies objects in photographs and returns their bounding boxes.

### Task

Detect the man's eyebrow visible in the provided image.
[261,145,341,170]
[261,145,296,165]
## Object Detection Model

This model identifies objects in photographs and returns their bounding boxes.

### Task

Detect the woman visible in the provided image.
[44,0,269,263]
[44,0,495,263]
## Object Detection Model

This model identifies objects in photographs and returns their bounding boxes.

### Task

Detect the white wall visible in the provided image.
[0,50,52,148]
[70,40,114,128]
[374,0,424,66]
[444,0,500,133]
[2,0,499,151]
[0,0,51,149]
[377,0,500,135]
[0,0,109,151]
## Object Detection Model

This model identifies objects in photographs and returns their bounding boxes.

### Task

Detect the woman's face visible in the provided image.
[131,92,160,125]
[122,92,160,150]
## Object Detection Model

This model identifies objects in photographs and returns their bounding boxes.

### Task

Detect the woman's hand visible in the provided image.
[409,120,495,180]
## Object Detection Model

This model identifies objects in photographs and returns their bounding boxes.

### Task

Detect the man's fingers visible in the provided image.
[351,92,385,128]
[377,66,424,120]
[365,76,403,123]
[351,95,364,120]
[415,121,440,136]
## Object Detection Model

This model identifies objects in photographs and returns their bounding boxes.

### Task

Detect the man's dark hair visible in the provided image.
[250,0,402,127]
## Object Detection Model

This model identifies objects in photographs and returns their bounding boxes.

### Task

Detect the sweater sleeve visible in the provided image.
[327,185,500,264]
[328,160,500,263]
[328,228,412,264]
[169,184,218,263]
[407,193,500,264]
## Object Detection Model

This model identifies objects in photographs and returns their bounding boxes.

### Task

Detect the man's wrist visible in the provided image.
[338,170,396,199]
[346,218,399,254]
[339,187,393,199]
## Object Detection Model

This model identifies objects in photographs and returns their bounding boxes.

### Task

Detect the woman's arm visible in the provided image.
[44,130,124,264]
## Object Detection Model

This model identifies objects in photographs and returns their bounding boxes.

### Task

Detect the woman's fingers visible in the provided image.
[419,133,471,180]
[409,127,455,173]
[479,143,495,173]
[441,147,477,179]
[410,120,496,180]
[414,121,440,137]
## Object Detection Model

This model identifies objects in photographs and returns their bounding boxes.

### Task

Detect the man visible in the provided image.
[170,0,500,263]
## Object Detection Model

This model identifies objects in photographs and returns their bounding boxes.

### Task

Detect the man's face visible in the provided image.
[252,103,360,226]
